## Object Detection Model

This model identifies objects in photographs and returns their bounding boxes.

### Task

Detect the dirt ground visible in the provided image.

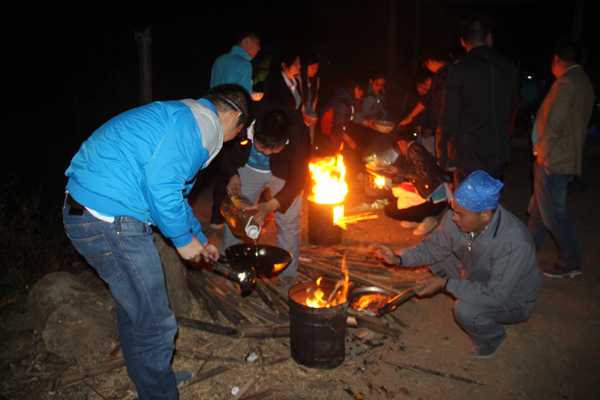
[1,143,600,400]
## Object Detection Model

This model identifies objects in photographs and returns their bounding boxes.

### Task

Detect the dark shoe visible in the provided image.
[543,264,582,279]
[469,329,507,359]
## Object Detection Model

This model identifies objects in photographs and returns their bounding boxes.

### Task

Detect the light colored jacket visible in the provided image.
[535,65,594,175]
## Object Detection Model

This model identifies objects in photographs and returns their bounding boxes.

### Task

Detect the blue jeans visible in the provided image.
[527,161,580,269]
[63,203,178,400]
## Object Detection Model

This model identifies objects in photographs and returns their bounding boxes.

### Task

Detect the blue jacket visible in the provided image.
[354,84,387,124]
[65,99,223,247]
[320,87,359,126]
[210,45,253,93]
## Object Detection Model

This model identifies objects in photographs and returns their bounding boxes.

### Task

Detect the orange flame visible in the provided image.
[374,175,386,188]
[304,253,350,308]
[309,155,348,204]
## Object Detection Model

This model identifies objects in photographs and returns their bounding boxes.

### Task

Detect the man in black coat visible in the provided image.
[219,101,311,295]
[439,14,519,185]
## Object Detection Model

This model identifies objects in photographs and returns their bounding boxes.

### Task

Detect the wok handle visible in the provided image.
[376,283,426,317]
[376,269,447,317]
[201,256,238,277]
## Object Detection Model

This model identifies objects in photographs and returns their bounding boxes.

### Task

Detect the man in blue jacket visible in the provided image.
[210,31,261,94]
[209,30,261,230]
[63,84,250,400]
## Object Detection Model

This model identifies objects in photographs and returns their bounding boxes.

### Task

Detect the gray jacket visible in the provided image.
[399,205,542,317]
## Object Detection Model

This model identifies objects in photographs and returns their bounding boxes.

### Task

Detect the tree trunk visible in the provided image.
[134,27,152,106]
[153,232,191,316]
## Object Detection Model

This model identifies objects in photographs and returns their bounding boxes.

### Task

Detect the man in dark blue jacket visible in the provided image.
[440,14,519,185]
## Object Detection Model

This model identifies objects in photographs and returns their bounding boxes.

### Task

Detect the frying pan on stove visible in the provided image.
[225,244,292,276]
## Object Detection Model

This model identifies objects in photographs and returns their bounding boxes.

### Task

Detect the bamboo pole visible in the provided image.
[180,366,230,389]
[61,358,125,385]
[187,274,220,321]
[19,360,74,400]
[299,261,401,295]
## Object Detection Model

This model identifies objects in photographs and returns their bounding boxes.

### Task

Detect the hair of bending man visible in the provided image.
[204,83,253,127]
[253,109,291,149]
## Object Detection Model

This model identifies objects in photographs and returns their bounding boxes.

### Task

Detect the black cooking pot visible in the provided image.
[225,244,292,276]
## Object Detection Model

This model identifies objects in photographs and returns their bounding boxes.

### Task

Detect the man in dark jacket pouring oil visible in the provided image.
[219,101,311,296]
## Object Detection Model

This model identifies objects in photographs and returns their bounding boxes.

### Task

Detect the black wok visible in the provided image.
[225,244,292,276]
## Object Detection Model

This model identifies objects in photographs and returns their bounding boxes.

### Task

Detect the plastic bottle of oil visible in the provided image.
[220,195,261,240]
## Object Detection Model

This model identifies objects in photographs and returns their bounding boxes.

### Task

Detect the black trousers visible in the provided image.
[384,198,447,222]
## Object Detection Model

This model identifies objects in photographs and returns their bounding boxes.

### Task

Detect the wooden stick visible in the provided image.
[19,360,74,400]
[103,344,122,363]
[354,316,402,338]
[175,350,244,364]
[297,264,340,283]
[233,375,260,400]
[239,325,289,338]
[387,313,411,329]
[61,359,125,385]
[196,351,212,376]
[255,279,289,316]
[177,316,239,336]
[240,389,275,400]
[83,380,109,400]
[187,273,220,321]
[300,261,401,295]
[177,317,290,338]
[232,299,288,324]
[180,366,230,389]
[383,359,483,385]
[244,297,288,324]
[193,272,247,326]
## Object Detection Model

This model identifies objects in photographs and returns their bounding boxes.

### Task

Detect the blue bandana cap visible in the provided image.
[453,171,504,212]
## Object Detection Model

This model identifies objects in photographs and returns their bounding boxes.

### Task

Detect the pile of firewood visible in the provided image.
[179,246,433,341]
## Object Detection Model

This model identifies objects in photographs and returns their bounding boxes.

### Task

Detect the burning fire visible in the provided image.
[309,155,348,204]
[309,155,348,226]
[304,257,350,308]
[373,175,386,188]
[355,293,389,310]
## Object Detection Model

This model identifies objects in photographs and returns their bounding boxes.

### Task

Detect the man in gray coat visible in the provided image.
[528,42,594,279]
[375,171,542,358]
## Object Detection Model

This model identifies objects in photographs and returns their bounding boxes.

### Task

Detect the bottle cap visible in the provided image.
[245,225,260,239]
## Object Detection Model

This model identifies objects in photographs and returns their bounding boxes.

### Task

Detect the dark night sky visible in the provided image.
[1,0,598,205]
